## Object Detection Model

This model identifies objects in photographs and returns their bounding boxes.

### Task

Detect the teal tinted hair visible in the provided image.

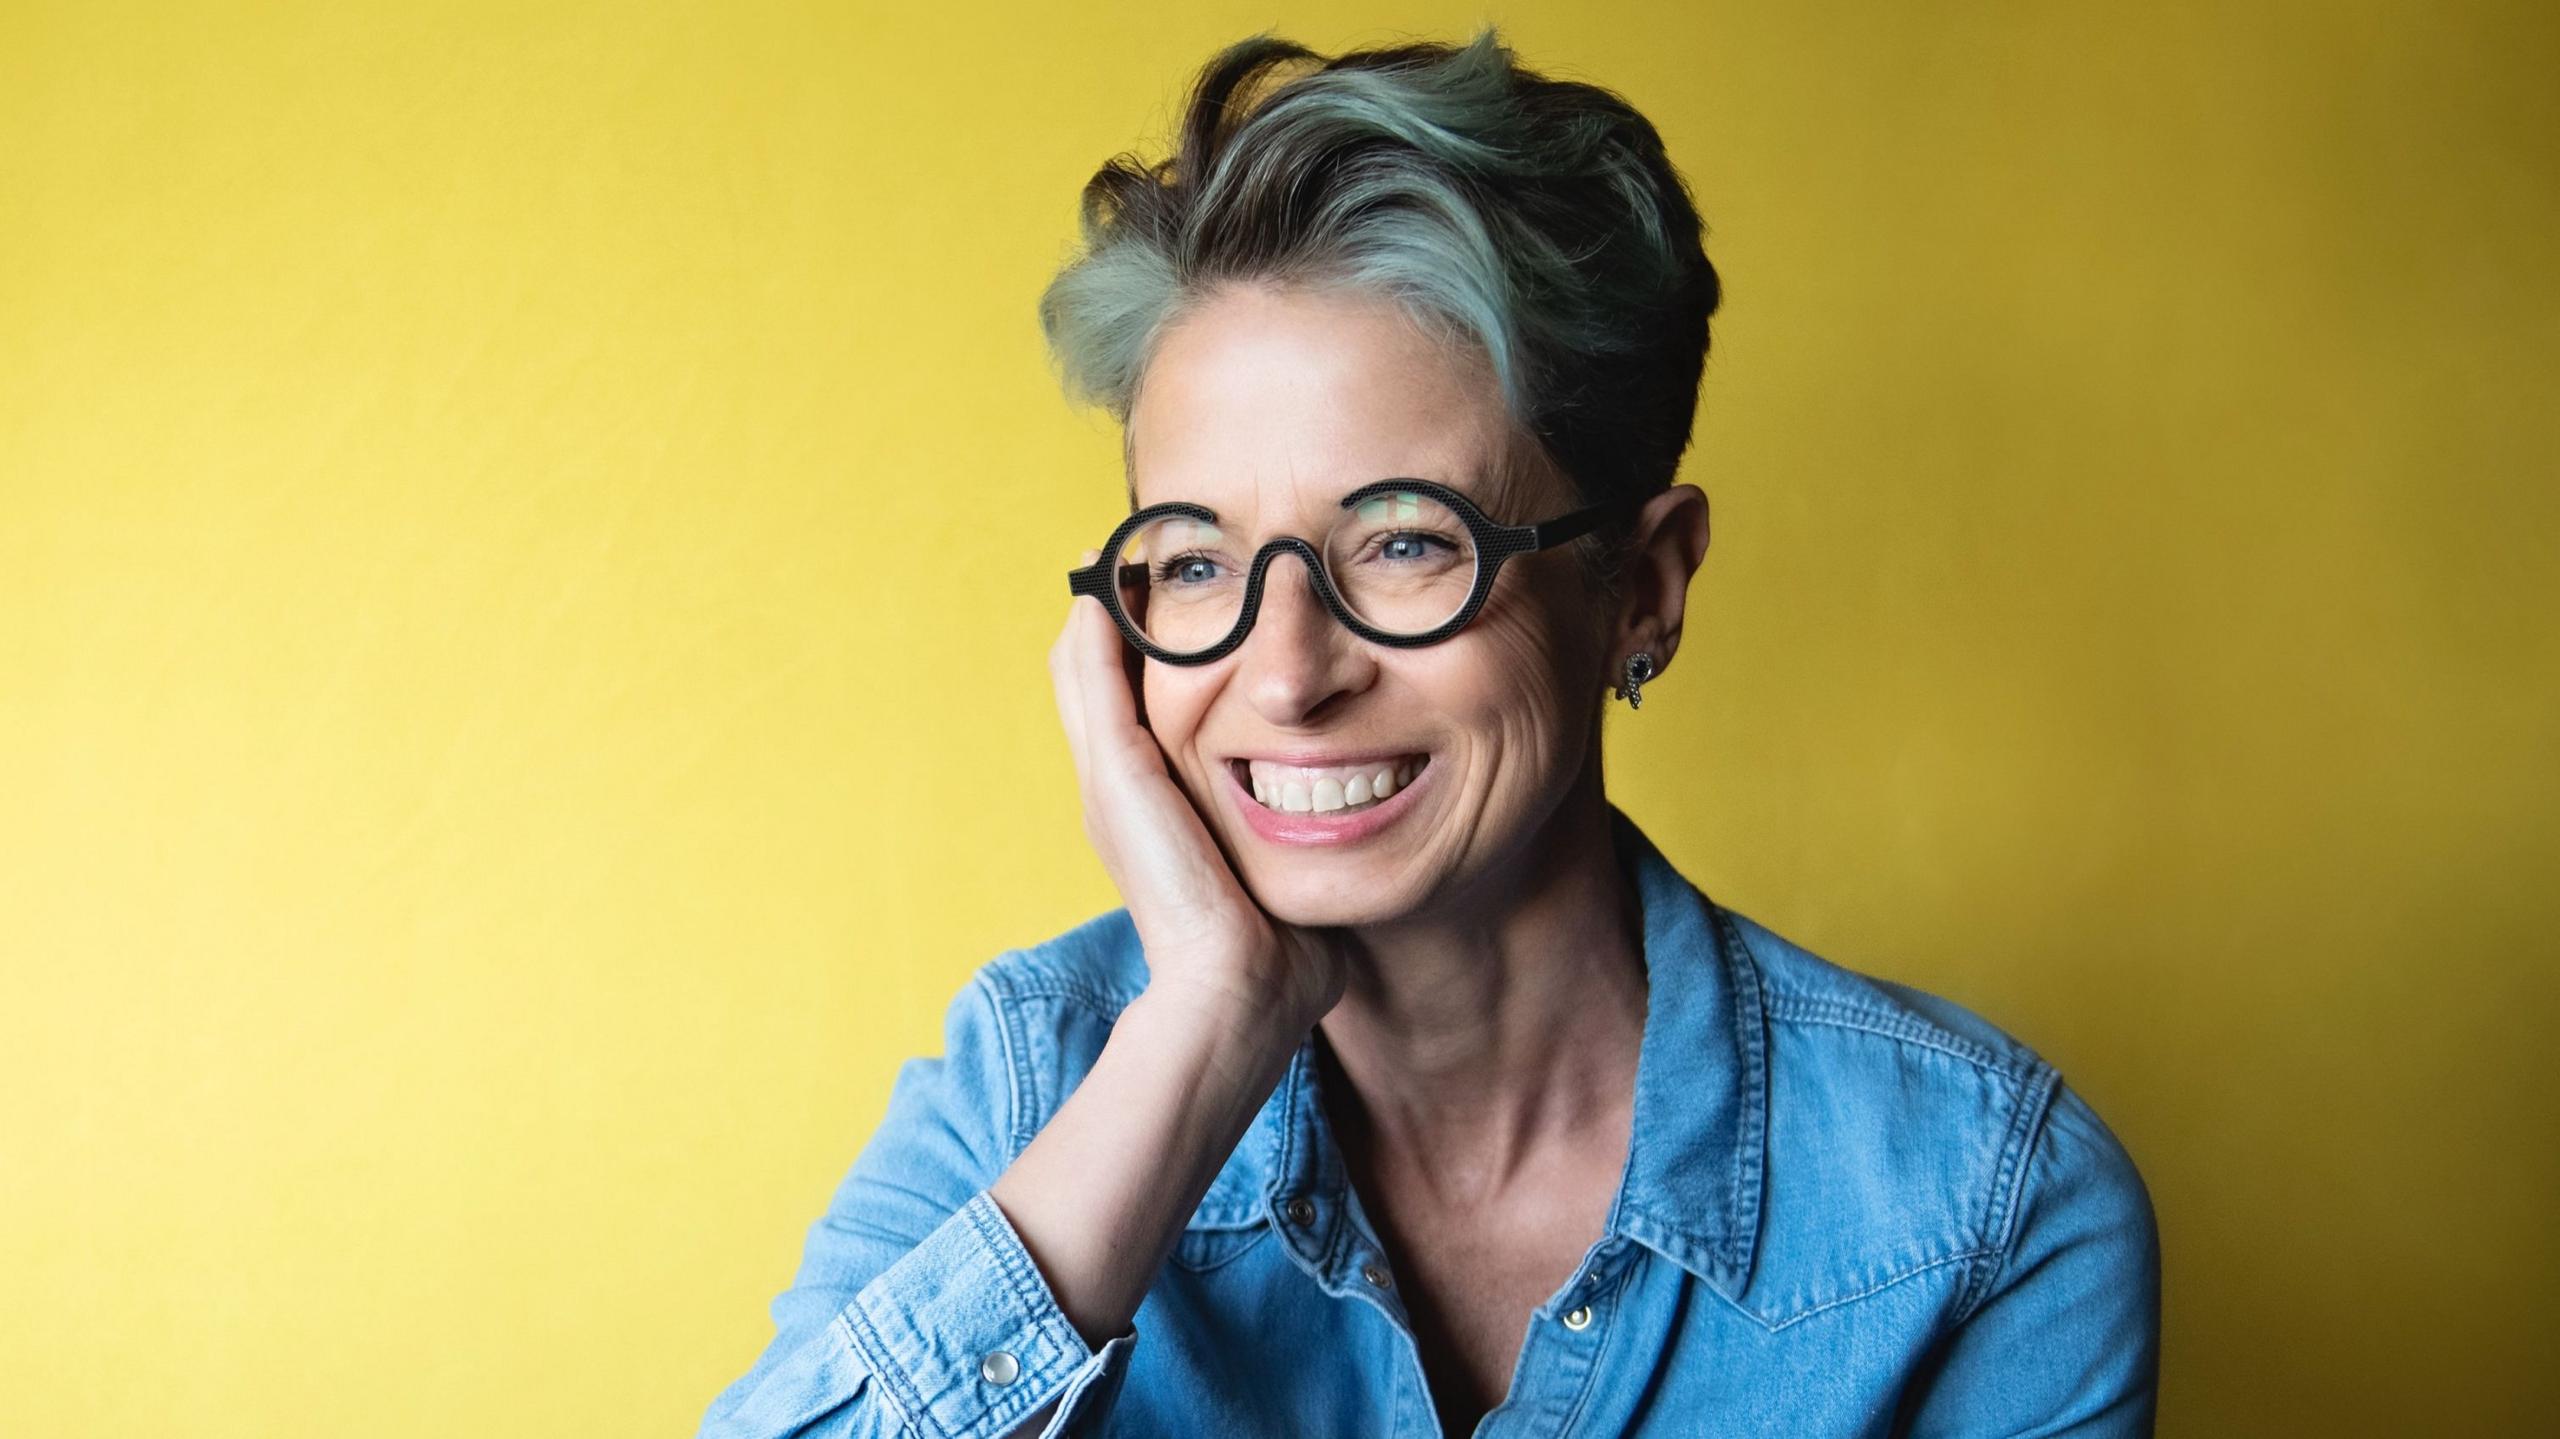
[1036,26,1722,591]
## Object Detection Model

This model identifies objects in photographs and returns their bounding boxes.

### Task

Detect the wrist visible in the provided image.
[1130,971,1316,1065]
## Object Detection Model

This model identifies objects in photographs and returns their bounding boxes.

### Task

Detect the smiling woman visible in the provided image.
[700,26,2158,1439]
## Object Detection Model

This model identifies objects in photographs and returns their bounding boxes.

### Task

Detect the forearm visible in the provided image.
[987,978,1306,1353]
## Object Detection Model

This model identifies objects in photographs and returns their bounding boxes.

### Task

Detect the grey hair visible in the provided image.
[1035,25,1723,602]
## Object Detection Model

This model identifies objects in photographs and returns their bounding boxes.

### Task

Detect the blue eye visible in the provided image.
[1153,553,1222,586]
[1373,531,1460,563]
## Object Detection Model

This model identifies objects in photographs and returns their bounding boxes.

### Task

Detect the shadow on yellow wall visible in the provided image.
[3,1,2552,1433]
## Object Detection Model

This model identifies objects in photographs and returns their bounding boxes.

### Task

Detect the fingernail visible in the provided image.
[1080,548,1101,565]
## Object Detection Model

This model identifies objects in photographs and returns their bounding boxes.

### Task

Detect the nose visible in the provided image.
[1234,545,1372,726]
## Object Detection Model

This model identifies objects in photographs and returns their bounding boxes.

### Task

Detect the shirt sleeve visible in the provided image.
[697,965,1142,1439]
[1900,1080,2163,1438]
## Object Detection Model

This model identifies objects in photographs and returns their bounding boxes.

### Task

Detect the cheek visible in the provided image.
[1436,611,1594,758]
[1139,665,1215,748]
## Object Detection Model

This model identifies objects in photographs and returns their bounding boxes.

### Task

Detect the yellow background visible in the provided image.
[4,1,2552,1433]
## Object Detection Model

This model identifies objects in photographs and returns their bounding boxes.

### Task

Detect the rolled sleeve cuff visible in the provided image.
[841,1188,1140,1439]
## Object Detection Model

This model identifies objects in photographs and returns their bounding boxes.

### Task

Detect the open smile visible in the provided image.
[1222,753,1434,846]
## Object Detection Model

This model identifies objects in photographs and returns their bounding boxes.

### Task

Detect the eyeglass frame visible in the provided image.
[1064,476,1640,666]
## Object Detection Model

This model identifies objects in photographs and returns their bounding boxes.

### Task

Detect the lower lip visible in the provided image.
[1227,757,1433,847]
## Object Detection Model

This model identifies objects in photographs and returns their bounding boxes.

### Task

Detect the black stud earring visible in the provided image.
[1615,651,1656,709]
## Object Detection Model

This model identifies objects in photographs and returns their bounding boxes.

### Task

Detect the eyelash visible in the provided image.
[1150,531,1458,584]
[1370,532,1459,562]
[1152,552,1216,585]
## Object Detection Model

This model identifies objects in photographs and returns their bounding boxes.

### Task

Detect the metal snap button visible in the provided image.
[1562,1304,1594,1331]
[980,1350,1021,1385]
[1285,1197,1316,1226]
[1362,1261,1393,1289]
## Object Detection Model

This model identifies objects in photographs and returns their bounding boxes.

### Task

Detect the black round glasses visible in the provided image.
[1064,477,1637,666]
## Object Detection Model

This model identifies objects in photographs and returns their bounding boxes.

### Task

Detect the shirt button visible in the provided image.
[1362,1261,1393,1289]
[980,1350,1021,1385]
[1561,1304,1594,1331]
[1285,1197,1316,1226]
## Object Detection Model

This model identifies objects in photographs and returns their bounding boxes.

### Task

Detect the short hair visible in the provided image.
[1035,25,1723,599]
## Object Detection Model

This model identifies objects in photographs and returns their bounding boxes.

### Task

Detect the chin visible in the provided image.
[1242,879,1415,930]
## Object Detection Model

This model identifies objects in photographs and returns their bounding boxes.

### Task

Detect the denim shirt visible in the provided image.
[700,808,2161,1438]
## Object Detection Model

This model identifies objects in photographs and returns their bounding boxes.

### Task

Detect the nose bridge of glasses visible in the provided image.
[1246,531,1329,580]
[1239,534,1342,624]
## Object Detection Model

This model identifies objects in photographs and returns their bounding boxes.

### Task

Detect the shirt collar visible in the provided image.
[1198,804,1770,1303]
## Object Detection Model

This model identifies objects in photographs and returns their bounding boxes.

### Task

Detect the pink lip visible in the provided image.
[1225,755,1433,847]
[1229,749,1419,768]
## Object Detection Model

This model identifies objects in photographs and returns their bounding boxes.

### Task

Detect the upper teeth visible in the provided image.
[1248,757,1425,814]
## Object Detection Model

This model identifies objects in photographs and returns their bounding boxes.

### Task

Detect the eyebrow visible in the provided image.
[1124,466,1500,516]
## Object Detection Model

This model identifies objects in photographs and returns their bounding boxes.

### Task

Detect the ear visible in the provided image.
[1608,483,1712,685]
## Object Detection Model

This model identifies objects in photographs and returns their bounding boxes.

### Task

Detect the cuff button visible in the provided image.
[980,1350,1021,1385]
[1562,1304,1594,1331]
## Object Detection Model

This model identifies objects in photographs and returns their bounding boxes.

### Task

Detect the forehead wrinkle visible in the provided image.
[1141,443,1485,520]
[1125,450,1509,524]
[1122,341,1525,520]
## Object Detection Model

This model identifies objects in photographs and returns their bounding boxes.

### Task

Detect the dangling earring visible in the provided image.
[1615,651,1656,709]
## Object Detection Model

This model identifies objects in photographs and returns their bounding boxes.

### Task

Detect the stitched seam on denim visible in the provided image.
[1322,1174,1358,1278]
[1001,976,1140,1023]
[1763,994,2021,1075]
[1761,1246,1996,1332]
[988,936,1140,1004]
[1714,903,1772,1279]
[982,972,1131,1155]
[963,1192,1072,1430]
[1273,1045,1337,1287]
[1548,1255,1635,1431]
[1388,1347,1414,1436]
[1317,1071,1370,1290]
[1607,902,1769,1292]
[974,972,1034,1158]
[1762,994,2034,1080]
[1182,1201,1262,1233]
[1611,1200,1706,1288]
[840,1301,946,1439]
[1949,1072,2054,1325]
[1183,1196,1263,1232]
[1059,1339,1136,1439]
[1275,1044,1304,1199]
[1043,1339,1125,1438]
[1167,1224,1271,1272]
[1951,1065,2062,1326]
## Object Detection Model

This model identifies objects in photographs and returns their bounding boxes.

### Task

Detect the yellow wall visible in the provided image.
[4,2,2551,1432]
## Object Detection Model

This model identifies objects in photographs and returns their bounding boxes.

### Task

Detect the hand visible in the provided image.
[1049,550,1349,1036]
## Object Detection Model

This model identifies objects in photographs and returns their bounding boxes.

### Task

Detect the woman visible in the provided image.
[702,28,2159,1439]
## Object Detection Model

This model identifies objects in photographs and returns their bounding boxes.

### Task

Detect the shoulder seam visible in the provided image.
[1949,1065,2065,1326]
[1763,992,2042,1082]
[969,967,1031,1160]
[996,973,1140,1022]
[980,948,1141,1021]
[973,959,1142,1155]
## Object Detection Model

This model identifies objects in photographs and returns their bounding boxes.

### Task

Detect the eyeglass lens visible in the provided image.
[1112,489,1480,655]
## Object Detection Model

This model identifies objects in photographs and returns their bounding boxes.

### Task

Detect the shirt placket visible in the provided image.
[1476,1240,1640,1436]
[1261,1042,1642,1439]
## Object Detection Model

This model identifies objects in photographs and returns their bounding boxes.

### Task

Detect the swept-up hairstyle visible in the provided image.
[1036,25,1722,601]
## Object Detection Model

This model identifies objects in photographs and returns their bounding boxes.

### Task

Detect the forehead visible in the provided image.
[1126,283,1537,518]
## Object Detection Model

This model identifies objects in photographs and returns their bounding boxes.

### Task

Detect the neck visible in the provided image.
[1312,751,1649,1213]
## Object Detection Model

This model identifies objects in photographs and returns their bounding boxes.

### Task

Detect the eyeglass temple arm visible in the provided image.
[1526,494,1642,551]
[1069,491,1637,593]
[1066,560,1150,596]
